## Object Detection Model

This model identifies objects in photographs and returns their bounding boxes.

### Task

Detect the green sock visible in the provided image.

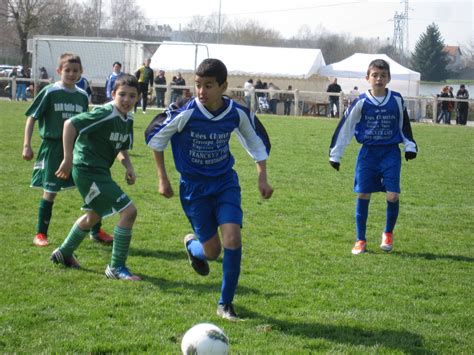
[110,226,132,268]
[91,222,101,235]
[60,223,88,257]
[37,199,53,235]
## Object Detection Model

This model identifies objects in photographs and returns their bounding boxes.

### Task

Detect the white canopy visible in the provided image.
[318,53,420,97]
[151,42,326,79]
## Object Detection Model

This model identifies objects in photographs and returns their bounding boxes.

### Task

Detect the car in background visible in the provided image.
[0,65,22,77]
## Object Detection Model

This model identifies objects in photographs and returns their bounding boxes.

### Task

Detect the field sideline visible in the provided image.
[0,100,472,353]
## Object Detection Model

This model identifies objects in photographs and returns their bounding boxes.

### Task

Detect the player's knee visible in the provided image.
[203,235,221,260]
[121,204,137,224]
[357,193,371,200]
[386,192,399,203]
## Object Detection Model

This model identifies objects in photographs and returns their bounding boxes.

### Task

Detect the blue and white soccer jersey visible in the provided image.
[146,97,270,241]
[329,89,417,193]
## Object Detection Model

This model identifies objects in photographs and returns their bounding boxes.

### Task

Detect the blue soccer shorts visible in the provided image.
[354,144,401,194]
[179,170,243,243]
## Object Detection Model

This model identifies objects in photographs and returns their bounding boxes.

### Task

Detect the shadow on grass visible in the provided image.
[241,307,429,354]
[128,246,184,261]
[138,273,258,297]
[392,251,473,262]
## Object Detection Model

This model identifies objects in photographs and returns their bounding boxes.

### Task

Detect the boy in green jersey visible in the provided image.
[23,53,112,247]
[52,74,141,280]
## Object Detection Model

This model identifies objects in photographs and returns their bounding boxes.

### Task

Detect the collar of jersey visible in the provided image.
[194,97,233,121]
[366,88,391,106]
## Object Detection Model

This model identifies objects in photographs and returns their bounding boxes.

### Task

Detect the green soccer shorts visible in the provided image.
[72,166,132,218]
[31,139,75,193]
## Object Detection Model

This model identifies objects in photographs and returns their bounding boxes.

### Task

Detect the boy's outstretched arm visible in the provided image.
[118,150,136,185]
[22,116,35,161]
[55,120,76,180]
[153,150,174,198]
[256,160,273,199]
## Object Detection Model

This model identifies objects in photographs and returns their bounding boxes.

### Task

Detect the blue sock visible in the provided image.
[218,247,242,305]
[355,198,370,241]
[385,200,399,233]
[187,239,206,261]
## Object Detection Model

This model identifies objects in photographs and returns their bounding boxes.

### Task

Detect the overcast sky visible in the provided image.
[136,0,473,51]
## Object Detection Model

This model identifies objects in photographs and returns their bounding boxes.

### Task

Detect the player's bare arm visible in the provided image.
[153,150,174,198]
[55,120,76,180]
[22,117,35,161]
[256,160,273,199]
[118,150,136,185]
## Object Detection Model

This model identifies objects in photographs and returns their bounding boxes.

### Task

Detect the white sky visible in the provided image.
[135,0,473,52]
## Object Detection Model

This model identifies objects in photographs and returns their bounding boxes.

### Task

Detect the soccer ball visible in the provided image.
[181,323,229,355]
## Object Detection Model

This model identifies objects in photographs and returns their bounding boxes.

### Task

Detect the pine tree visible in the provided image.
[411,23,450,81]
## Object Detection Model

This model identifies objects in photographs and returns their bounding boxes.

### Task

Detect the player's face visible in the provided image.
[195,76,227,111]
[58,62,82,89]
[113,64,121,73]
[112,85,139,114]
[366,67,390,95]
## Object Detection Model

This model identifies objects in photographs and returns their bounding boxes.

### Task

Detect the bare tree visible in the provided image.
[223,19,282,46]
[0,0,51,66]
[110,0,143,37]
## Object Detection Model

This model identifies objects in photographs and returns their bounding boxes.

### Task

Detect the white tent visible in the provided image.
[318,53,420,97]
[151,42,326,79]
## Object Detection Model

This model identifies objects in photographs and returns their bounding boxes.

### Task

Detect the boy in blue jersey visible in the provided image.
[329,59,417,255]
[145,58,273,320]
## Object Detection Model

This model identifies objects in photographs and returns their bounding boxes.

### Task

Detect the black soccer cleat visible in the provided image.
[183,234,209,276]
[217,303,240,321]
[50,248,80,269]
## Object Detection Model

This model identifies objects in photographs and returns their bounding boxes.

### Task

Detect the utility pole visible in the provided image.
[97,0,102,37]
[217,0,222,43]
[392,0,410,53]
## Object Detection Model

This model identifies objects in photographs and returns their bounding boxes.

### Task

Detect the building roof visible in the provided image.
[443,46,462,56]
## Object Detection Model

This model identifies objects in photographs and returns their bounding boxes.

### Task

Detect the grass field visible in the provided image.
[0,100,473,353]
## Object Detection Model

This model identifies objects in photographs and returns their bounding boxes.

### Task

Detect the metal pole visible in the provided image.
[97,0,102,37]
[217,0,222,43]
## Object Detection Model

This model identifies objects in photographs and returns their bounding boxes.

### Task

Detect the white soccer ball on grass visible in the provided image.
[181,323,229,355]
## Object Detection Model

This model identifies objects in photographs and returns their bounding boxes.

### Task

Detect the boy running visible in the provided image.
[52,74,140,280]
[329,59,417,255]
[22,53,112,247]
[145,58,273,320]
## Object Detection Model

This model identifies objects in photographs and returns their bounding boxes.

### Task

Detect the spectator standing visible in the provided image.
[283,85,293,115]
[437,86,450,124]
[39,66,49,92]
[268,83,280,114]
[105,61,124,102]
[327,78,342,117]
[154,70,167,108]
[244,78,254,109]
[456,84,469,125]
[134,58,154,113]
[447,86,455,122]
[16,67,28,101]
[349,86,360,105]
[170,72,186,104]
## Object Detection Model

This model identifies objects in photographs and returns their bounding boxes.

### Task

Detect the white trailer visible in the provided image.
[28,35,149,99]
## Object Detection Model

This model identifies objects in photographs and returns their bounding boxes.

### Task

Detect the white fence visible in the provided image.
[1,76,472,123]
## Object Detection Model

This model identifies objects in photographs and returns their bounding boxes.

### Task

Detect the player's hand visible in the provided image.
[55,159,72,180]
[329,160,340,171]
[159,178,174,198]
[125,169,136,185]
[405,151,417,161]
[22,146,34,161]
[258,180,273,199]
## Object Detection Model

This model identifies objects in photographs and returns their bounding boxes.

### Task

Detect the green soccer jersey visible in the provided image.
[25,82,89,140]
[70,103,134,169]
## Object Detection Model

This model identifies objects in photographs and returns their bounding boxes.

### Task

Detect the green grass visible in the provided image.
[0,100,473,353]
